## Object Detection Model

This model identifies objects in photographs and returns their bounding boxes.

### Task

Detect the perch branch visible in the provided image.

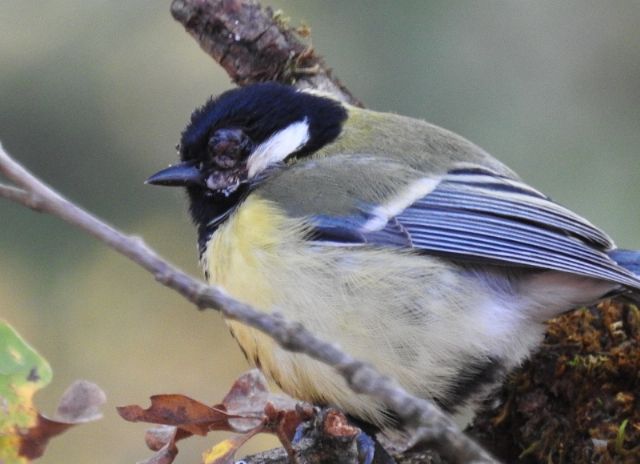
[0,143,495,464]
[170,0,363,106]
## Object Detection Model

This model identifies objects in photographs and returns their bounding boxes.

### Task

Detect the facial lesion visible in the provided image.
[204,128,254,196]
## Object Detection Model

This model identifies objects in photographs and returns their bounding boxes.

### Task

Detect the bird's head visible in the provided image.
[147,83,347,232]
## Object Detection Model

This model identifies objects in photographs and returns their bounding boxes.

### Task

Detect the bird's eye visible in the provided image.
[207,128,253,169]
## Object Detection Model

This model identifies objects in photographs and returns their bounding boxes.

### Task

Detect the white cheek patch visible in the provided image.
[363,177,441,231]
[247,119,310,178]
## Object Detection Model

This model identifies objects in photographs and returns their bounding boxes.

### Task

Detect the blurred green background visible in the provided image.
[2,1,639,462]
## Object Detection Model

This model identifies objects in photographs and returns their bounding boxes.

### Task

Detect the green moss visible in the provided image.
[469,300,640,463]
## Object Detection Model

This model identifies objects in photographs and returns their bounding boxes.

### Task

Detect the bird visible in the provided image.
[147,82,640,432]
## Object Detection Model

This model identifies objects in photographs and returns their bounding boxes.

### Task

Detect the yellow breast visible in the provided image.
[201,194,307,394]
[200,192,485,427]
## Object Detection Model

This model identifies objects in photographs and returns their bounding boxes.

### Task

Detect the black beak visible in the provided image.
[145,162,204,187]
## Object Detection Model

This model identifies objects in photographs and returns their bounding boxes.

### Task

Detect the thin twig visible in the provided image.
[0,143,496,463]
[0,184,40,210]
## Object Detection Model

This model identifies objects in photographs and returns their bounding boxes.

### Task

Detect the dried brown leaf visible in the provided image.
[120,370,316,463]
[54,379,106,423]
[118,394,231,435]
[222,369,272,432]
[18,380,106,459]
[145,425,192,451]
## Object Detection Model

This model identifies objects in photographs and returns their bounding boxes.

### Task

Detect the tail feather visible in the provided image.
[609,249,640,276]
[609,249,640,304]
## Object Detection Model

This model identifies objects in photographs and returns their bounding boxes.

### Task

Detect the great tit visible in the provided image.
[147,83,640,428]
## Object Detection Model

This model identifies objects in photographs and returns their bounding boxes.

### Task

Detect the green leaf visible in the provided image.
[0,320,53,463]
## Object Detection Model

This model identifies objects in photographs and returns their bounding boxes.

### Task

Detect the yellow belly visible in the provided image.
[201,193,523,426]
[202,193,398,424]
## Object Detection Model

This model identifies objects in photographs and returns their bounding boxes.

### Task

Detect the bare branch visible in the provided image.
[170,0,363,106]
[0,184,42,210]
[0,142,496,463]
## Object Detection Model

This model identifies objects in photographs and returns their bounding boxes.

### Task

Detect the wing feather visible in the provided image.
[309,169,640,288]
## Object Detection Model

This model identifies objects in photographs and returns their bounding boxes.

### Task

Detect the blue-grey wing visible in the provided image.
[309,168,640,289]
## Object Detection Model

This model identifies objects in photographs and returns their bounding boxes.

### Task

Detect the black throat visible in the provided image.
[187,185,248,257]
